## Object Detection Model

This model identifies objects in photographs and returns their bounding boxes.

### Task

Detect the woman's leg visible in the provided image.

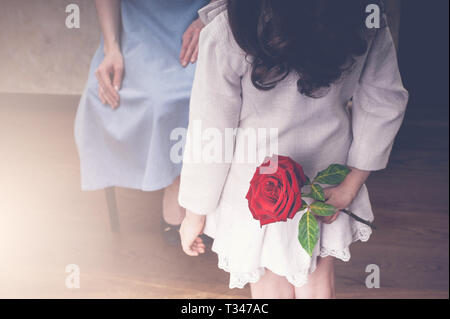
[250,269,295,299]
[294,256,336,299]
[162,176,186,225]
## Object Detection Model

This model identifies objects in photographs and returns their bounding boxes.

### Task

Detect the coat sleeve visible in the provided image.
[178,18,246,215]
[346,17,409,171]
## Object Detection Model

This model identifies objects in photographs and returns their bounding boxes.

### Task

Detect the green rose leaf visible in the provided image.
[298,211,319,257]
[310,183,325,201]
[314,164,351,185]
[310,201,337,216]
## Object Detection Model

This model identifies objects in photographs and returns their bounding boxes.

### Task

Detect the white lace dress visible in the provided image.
[179,1,408,289]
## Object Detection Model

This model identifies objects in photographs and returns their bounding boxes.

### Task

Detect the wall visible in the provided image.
[0,0,100,95]
[399,0,449,111]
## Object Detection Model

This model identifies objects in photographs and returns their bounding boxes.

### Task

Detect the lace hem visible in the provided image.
[217,224,373,289]
[319,224,372,261]
[218,256,311,289]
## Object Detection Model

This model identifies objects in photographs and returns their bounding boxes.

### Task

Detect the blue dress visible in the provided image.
[75,0,208,191]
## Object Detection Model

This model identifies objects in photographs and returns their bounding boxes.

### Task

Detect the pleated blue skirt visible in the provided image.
[75,0,208,191]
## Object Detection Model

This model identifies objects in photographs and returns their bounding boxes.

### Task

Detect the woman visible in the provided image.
[75,0,209,243]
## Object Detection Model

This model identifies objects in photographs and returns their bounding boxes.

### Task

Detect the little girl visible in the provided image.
[179,0,408,298]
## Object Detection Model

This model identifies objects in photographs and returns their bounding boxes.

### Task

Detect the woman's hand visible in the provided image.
[180,210,206,256]
[319,167,371,224]
[94,0,122,109]
[95,48,124,109]
[180,18,205,67]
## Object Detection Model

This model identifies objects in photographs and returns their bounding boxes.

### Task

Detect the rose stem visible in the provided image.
[342,209,377,230]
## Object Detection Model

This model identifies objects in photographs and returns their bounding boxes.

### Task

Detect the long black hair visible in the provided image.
[228,0,384,98]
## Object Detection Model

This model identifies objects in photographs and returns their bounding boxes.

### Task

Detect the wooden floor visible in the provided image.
[0,93,448,299]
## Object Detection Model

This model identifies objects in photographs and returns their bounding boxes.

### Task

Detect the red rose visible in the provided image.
[246,155,308,227]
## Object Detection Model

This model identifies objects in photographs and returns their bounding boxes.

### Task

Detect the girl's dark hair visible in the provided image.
[228,0,384,98]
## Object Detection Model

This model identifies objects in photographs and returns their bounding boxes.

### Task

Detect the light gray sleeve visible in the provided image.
[178,20,245,215]
[346,19,409,171]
